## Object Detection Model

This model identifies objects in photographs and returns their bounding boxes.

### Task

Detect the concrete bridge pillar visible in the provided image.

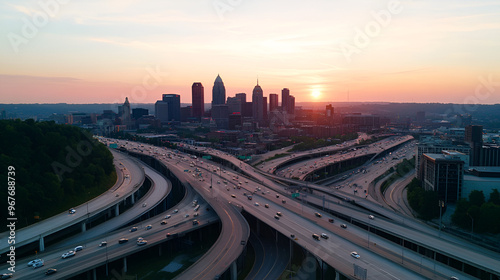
[115,203,120,216]
[230,261,237,280]
[39,236,45,252]
[131,193,135,204]
[123,257,127,273]
[93,268,97,280]
[81,221,86,232]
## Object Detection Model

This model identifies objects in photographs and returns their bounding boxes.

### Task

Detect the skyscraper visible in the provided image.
[288,95,295,115]
[156,94,180,122]
[465,125,483,166]
[212,74,226,106]
[263,96,268,121]
[118,97,132,127]
[269,93,278,112]
[192,82,204,120]
[281,88,290,112]
[252,81,264,124]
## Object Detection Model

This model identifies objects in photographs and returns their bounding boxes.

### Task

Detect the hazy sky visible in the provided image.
[1,0,500,104]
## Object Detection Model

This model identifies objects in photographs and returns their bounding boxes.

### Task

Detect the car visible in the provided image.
[231,194,236,198]
[368,215,375,220]
[315,212,322,218]
[194,212,199,217]
[240,240,246,245]
[321,233,329,239]
[145,224,152,230]
[28,259,43,267]
[173,209,179,213]
[274,215,280,220]
[192,220,199,225]
[161,220,168,225]
[45,268,57,275]
[254,202,259,206]
[61,251,76,259]
[350,252,360,259]
[264,204,269,208]
[99,241,107,247]
[137,237,144,242]
[282,199,286,204]
[328,218,334,223]
[74,245,83,252]
[340,224,347,229]
[290,234,295,238]
[1,274,13,279]
[449,277,459,280]
[33,261,44,268]
[68,208,76,214]
[130,227,138,232]
[276,194,279,198]
[118,238,129,244]
[185,214,190,218]
[142,203,147,207]
[137,239,147,246]
[276,212,282,216]
[312,234,320,240]
[165,215,171,219]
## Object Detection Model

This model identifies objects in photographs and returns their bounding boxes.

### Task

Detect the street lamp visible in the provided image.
[438,200,445,236]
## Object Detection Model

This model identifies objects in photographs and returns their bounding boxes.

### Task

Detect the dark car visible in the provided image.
[45,268,57,275]
[1,274,13,279]
[118,238,128,244]
[340,224,347,229]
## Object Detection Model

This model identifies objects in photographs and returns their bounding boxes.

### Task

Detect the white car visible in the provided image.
[165,215,171,219]
[137,239,147,246]
[254,203,259,206]
[74,246,83,252]
[61,251,76,259]
[28,259,43,267]
[350,252,360,259]
[68,208,76,214]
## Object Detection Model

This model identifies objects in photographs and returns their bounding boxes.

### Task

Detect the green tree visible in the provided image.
[469,190,485,207]
[489,189,500,205]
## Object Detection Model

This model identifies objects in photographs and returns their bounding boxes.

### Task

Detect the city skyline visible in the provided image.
[1,1,500,104]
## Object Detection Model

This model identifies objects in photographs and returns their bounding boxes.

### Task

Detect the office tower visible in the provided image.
[156,94,180,122]
[281,88,290,112]
[288,95,295,115]
[212,104,229,129]
[465,125,483,166]
[228,112,242,130]
[192,82,204,120]
[252,81,264,124]
[132,108,148,120]
[227,96,242,114]
[326,104,334,125]
[421,152,464,203]
[118,97,132,127]
[212,74,226,106]
[269,93,278,112]
[263,96,268,121]
[235,93,246,103]
[180,106,192,122]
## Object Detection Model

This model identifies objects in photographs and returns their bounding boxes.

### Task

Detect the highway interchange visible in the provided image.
[2,134,499,280]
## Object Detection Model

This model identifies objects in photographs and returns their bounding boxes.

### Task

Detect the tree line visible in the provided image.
[0,119,115,227]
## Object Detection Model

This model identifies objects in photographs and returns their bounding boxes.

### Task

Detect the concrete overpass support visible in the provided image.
[81,221,86,232]
[39,236,45,252]
[93,268,97,280]
[336,271,340,279]
[230,261,237,280]
[131,193,135,204]
[115,203,120,216]
[123,257,128,273]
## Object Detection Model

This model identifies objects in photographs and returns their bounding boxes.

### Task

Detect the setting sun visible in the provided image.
[311,89,322,99]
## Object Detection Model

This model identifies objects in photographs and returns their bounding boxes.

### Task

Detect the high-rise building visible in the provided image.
[288,95,295,115]
[421,152,464,203]
[235,93,246,103]
[263,96,268,121]
[465,125,483,166]
[212,74,226,106]
[326,104,334,126]
[281,88,290,112]
[227,96,242,114]
[192,82,204,120]
[211,104,229,129]
[156,94,180,122]
[118,97,132,127]
[252,81,264,124]
[269,93,278,112]
[132,108,148,120]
